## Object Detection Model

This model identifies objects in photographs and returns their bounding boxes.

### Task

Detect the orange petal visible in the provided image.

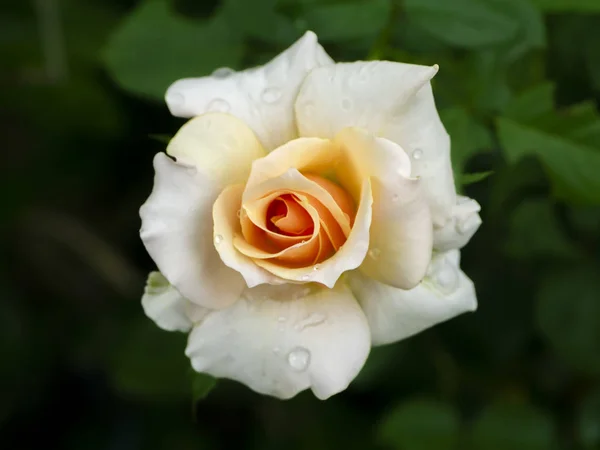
[269,194,314,236]
[304,174,356,226]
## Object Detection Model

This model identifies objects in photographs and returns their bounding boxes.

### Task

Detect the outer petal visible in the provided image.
[433,196,482,252]
[165,31,333,151]
[185,282,371,400]
[295,61,456,226]
[140,153,246,309]
[349,250,477,346]
[141,272,209,332]
[335,128,432,289]
[166,113,266,186]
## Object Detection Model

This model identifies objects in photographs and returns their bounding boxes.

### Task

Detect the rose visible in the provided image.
[140,32,481,399]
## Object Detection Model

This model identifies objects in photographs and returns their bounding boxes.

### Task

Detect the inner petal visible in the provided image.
[267,194,314,236]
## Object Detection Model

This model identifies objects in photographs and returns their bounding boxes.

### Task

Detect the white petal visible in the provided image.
[434,196,482,252]
[141,272,209,332]
[335,128,433,289]
[185,282,371,400]
[349,250,477,346]
[295,61,456,225]
[140,153,246,309]
[165,31,333,151]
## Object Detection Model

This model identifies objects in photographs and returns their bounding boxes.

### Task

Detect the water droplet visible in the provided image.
[168,92,184,106]
[301,274,310,281]
[212,67,234,79]
[236,209,242,218]
[303,103,315,117]
[287,347,311,372]
[341,98,352,111]
[207,98,230,113]
[214,234,223,245]
[412,149,423,160]
[277,316,287,323]
[261,87,282,104]
[428,257,458,294]
[313,265,320,271]
[300,240,307,244]
[368,248,381,259]
[294,313,326,331]
[273,347,281,355]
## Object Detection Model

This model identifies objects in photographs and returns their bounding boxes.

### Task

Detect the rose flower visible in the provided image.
[140,32,481,399]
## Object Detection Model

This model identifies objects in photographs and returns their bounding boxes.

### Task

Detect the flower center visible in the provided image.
[266,194,314,237]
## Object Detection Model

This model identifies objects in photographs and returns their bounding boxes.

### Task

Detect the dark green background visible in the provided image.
[2,0,600,448]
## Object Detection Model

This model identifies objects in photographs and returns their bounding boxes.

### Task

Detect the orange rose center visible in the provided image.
[240,173,356,267]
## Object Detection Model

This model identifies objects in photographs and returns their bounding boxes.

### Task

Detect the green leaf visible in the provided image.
[441,107,493,175]
[531,0,600,12]
[148,134,172,144]
[221,0,300,45]
[470,402,555,450]
[578,388,600,449]
[301,0,391,42]
[103,0,243,100]
[404,0,518,49]
[504,83,555,122]
[461,171,494,186]
[536,267,600,376]
[496,0,546,61]
[110,318,192,400]
[191,372,217,403]
[505,199,580,259]
[497,116,600,204]
[378,399,460,450]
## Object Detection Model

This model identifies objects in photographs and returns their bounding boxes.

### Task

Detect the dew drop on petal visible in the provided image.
[301,274,310,281]
[261,87,282,104]
[368,248,381,259]
[214,234,223,245]
[303,103,315,117]
[212,67,234,79]
[412,149,423,160]
[428,257,459,294]
[287,347,311,372]
[207,98,230,113]
[313,265,320,271]
[273,347,281,355]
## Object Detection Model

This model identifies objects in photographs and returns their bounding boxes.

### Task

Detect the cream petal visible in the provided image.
[349,250,477,346]
[212,184,285,287]
[433,196,482,252]
[166,113,266,186]
[185,282,371,400]
[295,61,456,226]
[141,272,209,332]
[335,128,432,289]
[140,153,247,309]
[165,31,333,151]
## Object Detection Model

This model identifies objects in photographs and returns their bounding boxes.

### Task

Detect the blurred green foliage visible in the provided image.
[2,0,600,448]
